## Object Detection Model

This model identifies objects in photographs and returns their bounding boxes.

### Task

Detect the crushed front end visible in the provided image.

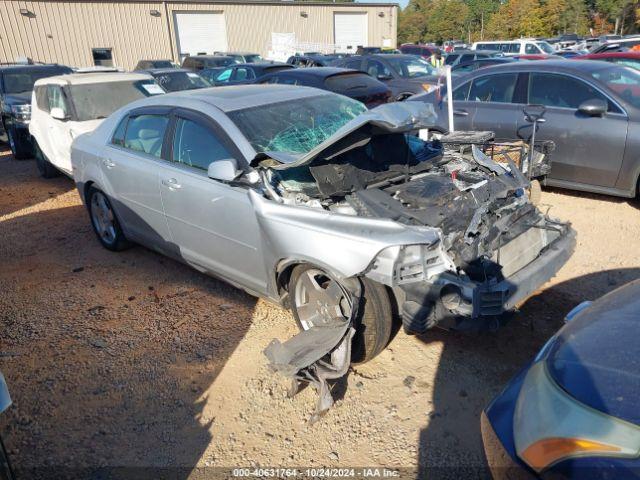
[258,102,576,334]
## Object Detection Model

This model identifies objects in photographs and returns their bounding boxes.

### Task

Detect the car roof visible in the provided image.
[269,66,357,77]
[144,68,192,74]
[0,63,67,72]
[150,84,331,112]
[579,52,640,59]
[34,72,153,86]
[186,55,235,60]
[219,52,258,56]
[468,58,618,74]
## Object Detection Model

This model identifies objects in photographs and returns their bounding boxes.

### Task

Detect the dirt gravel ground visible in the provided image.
[1,148,639,479]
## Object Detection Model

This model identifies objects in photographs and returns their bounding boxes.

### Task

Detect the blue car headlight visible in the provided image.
[513,359,640,473]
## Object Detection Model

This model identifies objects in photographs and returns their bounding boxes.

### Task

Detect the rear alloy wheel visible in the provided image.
[87,187,131,251]
[34,141,59,178]
[290,265,392,363]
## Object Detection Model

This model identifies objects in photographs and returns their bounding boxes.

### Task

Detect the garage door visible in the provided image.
[174,12,228,60]
[334,12,368,53]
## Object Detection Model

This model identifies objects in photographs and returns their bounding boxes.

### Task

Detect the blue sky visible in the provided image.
[358,0,409,8]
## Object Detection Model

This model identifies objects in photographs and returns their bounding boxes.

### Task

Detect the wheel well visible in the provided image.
[276,262,303,307]
[83,181,95,207]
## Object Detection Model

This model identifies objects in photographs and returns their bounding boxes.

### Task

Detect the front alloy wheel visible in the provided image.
[293,268,353,329]
[289,265,393,363]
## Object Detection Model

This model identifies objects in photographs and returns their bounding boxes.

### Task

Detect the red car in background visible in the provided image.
[573,51,640,71]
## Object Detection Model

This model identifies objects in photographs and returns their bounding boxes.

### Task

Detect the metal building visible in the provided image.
[0,0,398,70]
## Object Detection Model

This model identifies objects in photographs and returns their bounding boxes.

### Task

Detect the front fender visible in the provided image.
[248,189,441,289]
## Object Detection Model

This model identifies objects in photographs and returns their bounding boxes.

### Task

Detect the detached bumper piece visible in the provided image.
[264,320,355,422]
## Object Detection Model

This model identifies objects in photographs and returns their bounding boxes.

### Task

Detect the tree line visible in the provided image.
[398,0,640,44]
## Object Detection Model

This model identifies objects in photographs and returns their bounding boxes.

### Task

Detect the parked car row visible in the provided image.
[2,48,639,480]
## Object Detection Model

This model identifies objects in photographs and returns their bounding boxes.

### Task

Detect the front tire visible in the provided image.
[33,140,60,178]
[289,265,392,363]
[7,126,31,160]
[87,187,132,251]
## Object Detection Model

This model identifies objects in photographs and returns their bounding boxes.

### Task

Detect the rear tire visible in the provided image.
[87,187,132,252]
[34,140,60,178]
[289,264,393,363]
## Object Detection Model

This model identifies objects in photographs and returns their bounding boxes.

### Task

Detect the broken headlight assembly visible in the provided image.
[366,240,456,287]
[10,104,31,124]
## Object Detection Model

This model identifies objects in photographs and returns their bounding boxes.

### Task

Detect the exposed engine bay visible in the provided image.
[260,129,568,304]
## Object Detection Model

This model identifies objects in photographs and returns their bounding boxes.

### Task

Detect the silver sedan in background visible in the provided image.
[70,85,575,364]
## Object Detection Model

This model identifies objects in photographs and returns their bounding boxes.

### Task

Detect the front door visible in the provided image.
[518,72,628,186]
[466,72,523,138]
[44,85,74,172]
[157,110,267,294]
[100,109,174,249]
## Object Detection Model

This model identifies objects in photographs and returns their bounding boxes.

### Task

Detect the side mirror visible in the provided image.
[207,158,240,182]
[578,98,607,117]
[50,107,68,120]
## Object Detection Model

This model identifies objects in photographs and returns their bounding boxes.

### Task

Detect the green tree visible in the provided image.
[429,0,471,42]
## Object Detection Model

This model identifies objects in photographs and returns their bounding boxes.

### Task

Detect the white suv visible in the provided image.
[30,72,163,178]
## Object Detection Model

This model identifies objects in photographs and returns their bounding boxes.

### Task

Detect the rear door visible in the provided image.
[157,109,267,293]
[101,108,174,248]
[518,72,628,186]
[465,72,524,137]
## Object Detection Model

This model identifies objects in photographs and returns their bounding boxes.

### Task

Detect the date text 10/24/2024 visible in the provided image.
[232,468,401,478]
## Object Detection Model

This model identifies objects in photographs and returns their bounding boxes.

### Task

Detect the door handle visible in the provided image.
[453,109,469,117]
[102,158,116,169]
[161,178,182,190]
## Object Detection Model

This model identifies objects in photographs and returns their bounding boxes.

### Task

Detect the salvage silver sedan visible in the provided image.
[71,85,576,363]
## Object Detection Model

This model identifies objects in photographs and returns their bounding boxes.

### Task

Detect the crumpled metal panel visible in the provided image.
[248,189,441,282]
[264,321,355,422]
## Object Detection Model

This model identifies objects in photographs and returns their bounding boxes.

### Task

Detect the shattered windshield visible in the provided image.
[68,80,160,121]
[227,95,367,154]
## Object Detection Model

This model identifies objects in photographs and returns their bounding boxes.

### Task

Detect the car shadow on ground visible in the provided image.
[544,185,640,210]
[0,150,75,217]
[414,267,640,479]
[0,198,259,479]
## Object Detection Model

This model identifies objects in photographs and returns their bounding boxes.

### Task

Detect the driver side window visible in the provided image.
[528,73,611,110]
[172,118,231,171]
[367,60,391,78]
[47,85,68,116]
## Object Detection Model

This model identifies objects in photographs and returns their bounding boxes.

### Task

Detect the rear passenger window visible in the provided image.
[529,73,612,110]
[123,114,169,158]
[453,81,471,100]
[469,73,518,103]
[460,54,474,63]
[172,118,231,171]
